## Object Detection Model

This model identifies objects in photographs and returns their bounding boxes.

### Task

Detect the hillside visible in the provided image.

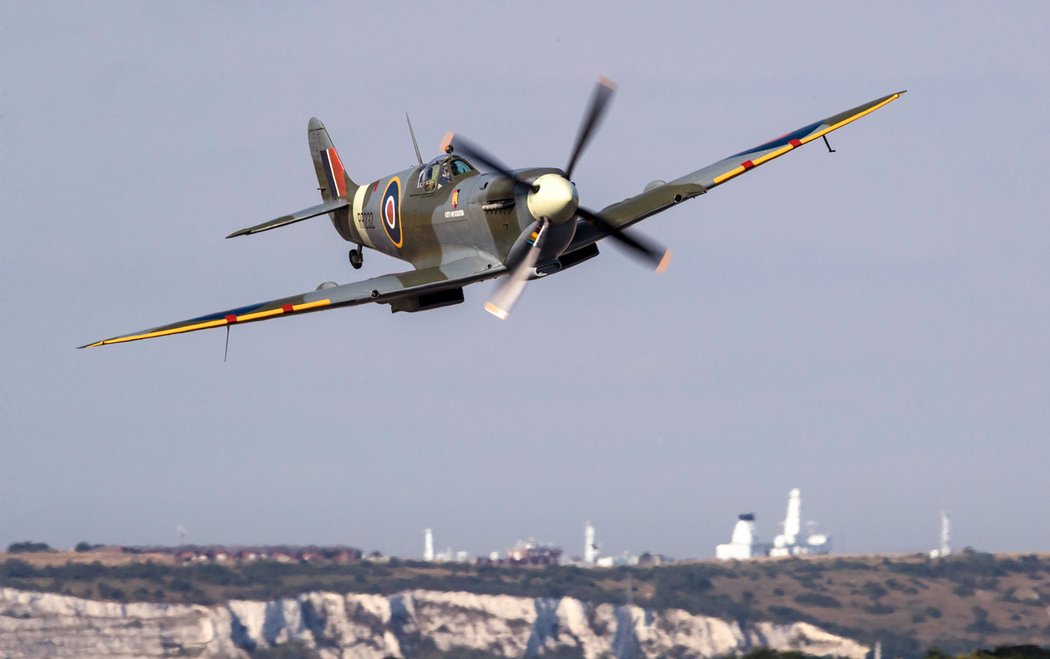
[3,550,1049,657]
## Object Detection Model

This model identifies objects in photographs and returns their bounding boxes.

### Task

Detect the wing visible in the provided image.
[568,90,905,249]
[80,253,503,348]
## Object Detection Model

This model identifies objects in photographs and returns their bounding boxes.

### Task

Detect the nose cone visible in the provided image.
[526,173,579,224]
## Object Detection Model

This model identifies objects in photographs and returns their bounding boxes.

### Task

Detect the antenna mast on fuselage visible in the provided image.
[405,113,423,165]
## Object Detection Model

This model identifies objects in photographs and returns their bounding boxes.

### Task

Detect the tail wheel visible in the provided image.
[349,248,363,269]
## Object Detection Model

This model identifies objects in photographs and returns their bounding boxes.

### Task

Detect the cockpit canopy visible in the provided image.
[415,155,476,192]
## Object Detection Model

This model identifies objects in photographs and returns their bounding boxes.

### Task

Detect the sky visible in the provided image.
[1,2,1048,562]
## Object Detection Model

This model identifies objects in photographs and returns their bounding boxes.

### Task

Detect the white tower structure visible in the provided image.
[716,514,761,560]
[940,511,951,557]
[423,528,434,562]
[783,487,802,544]
[584,521,598,564]
[931,511,951,558]
[771,488,830,557]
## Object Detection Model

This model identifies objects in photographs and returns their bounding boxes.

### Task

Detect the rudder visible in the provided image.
[309,118,358,202]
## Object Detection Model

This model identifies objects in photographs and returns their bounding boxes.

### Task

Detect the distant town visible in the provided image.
[4,487,952,567]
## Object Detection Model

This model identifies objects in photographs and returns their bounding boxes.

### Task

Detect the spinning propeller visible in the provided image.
[450,77,671,319]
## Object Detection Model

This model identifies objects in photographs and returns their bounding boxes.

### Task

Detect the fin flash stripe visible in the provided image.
[321,148,348,198]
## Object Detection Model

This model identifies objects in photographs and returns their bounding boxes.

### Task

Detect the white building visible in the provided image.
[423,528,434,562]
[715,488,831,560]
[716,514,767,560]
[584,521,599,565]
[930,511,951,558]
[769,488,831,557]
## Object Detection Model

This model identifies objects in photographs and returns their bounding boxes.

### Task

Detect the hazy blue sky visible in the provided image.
[2,2,1048,561]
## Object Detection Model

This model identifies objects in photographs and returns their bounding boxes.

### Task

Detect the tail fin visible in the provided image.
[309,118,358,202]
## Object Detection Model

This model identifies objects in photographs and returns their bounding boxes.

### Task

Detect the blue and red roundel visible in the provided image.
[382,176,403,248]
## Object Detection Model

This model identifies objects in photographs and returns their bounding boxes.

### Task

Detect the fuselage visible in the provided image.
[331,155,574,269]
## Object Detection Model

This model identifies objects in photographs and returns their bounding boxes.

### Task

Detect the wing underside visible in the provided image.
[81,253,503,348]
[686,90,905,191]
[568,90,905,249]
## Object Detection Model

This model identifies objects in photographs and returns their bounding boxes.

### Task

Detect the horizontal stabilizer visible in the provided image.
[226,198,349,239]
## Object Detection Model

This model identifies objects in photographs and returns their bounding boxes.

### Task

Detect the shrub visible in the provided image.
[966,606,998,635]
[793,592,842,609]
[954,578,977,597]
[7,541,51,553]
[63,561,107,581]
[976,645,1050,659]
[862,603,895,615]
[765,605,819,626]
[168,576,194,592]
[97,583,127,602]
[2,559,36,579]
[978,577,1000,590]
[862,581,888,600]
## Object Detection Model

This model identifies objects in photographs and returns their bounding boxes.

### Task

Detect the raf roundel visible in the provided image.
[381,176,403,248]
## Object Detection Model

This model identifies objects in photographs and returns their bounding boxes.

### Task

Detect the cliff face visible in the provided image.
[0,587,868,658]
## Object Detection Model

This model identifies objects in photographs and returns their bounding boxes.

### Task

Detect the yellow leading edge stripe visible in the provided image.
[711,93,902,186]
[86,299,332,347]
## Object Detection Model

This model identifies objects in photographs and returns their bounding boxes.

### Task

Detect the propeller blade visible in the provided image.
[576,206,671,272]
[485,220,550,320]
[451,135,537,194]
[439,131,454,153]
[565,77,616,180]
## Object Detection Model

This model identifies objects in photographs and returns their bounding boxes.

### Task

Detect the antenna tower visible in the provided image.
[939,511,951,557]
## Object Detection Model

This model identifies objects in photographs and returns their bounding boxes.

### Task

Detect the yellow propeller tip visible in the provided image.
[484,302,510,320]
[656,250,673,273]
[597,75,618,91]
[440,131,455,153]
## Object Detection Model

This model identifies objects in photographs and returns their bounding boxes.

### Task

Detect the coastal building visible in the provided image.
[929,511,951,558]
[715,488,831,560]
[769,488,831,557]
[715,514,770,560]
[424,529,434,562]
[506,540,562,566]
[584,522,598,565]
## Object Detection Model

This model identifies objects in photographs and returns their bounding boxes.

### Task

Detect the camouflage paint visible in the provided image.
[83,91,904,347]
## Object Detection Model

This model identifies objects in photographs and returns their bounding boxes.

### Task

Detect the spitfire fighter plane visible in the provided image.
[81,82,904,348]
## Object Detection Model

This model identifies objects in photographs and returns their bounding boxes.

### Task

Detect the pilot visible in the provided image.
[418,153,474,192]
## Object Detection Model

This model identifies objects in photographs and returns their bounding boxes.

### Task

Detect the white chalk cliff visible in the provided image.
[0,587,868,658]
